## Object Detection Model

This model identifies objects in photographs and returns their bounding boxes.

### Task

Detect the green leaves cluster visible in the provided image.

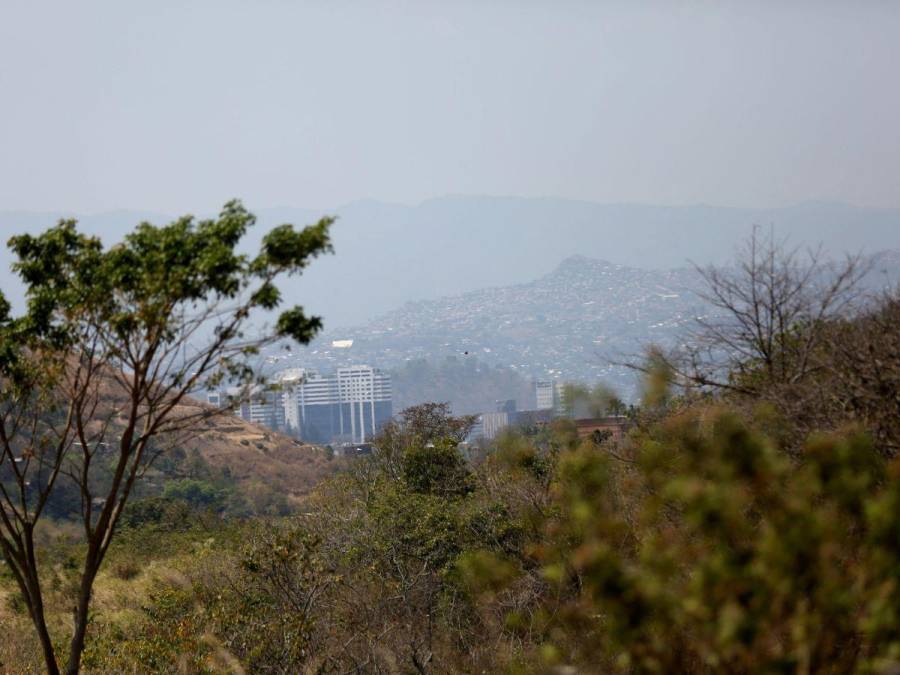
[23,394,900,674]
[2,200,333,377]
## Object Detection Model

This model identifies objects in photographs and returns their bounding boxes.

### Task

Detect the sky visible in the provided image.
[1,1,899,215]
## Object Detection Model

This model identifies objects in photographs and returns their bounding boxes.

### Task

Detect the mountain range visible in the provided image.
[3,196,900,328]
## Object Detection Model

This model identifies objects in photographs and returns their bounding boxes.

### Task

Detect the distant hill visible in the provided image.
[3,197,900,327]
[270,197,900,328]
[284,255,706,400]
[279,250,900,403]
[391,357,535,416]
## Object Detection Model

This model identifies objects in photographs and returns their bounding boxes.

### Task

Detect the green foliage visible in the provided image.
[402,438,474,497]
[8,398,899,674]
[0,202,333,674]
[196,525,329,672]
[396,401,479,445]
[561,381,627,418]
[161,479,227,512]
[364,483,468,573]
[4,200,333,389]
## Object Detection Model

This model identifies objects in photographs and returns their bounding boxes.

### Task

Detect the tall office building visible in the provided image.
[480,411,510,440]
[275,368,312,433]
[535,380,565,413]
[247,387,286,430]
[496,399,517,416]
[280,365,392,444]
[209,365,393,444]
[336,366,393,443]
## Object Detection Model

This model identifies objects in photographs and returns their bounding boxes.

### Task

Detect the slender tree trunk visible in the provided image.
[25,574,60,675]
[65,557,99,675]
[18,526,61,675]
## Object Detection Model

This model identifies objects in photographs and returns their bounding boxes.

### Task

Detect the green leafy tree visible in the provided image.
[402,438,474,498]
[0,201,332,674]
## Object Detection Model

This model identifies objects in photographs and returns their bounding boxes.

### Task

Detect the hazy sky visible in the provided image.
[1,1,899,214]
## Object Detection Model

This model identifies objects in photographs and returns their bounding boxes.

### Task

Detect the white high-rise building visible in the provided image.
[481,411,510,440]
[209,384,286,431]
[274,368,311,433]
[336,365,392,443]
[535,380,565,413]
[278,365,392,444]
[212,365,393,444]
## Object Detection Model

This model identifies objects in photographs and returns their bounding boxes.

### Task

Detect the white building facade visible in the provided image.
[279,365,392,444]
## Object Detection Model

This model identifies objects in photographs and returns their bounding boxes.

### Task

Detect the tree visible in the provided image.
[0,201,332,674]
[364,402,477,482]
[674,227,866,396]
[394,401,478,446]
[623,228,870,447]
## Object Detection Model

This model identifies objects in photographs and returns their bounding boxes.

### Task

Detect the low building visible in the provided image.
[514,408,555,429]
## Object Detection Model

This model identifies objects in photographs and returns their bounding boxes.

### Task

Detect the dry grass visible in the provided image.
[169,398,338,499]
[0,528,231,674]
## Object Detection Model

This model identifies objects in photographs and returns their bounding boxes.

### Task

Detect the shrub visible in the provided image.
[480,410,900,673]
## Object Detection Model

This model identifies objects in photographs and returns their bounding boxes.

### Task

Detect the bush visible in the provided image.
[472,410,900,673]
[162,479,227,512]
[110,560,141,581]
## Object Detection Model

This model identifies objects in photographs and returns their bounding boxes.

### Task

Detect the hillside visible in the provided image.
[171,397,335,501]
[60,388,336,513]
[391,357,535,415]
[275,255,709,399]
[277,250,900,402]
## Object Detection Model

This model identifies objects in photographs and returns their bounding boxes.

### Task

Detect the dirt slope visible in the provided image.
[171,397,337,500]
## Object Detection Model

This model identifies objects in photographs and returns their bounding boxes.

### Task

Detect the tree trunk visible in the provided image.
[26,570,59,675]
[30,593,60,675]
[20,531,61,675]
[64,560,98,675]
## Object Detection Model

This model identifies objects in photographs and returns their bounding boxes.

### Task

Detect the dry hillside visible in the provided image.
[173,395,336,500]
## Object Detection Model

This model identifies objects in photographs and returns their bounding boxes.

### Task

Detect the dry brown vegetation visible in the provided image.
[173,399,335,501]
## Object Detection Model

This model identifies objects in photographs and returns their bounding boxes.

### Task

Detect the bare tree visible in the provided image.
[654,227,867,398]
[0,202,332,674]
